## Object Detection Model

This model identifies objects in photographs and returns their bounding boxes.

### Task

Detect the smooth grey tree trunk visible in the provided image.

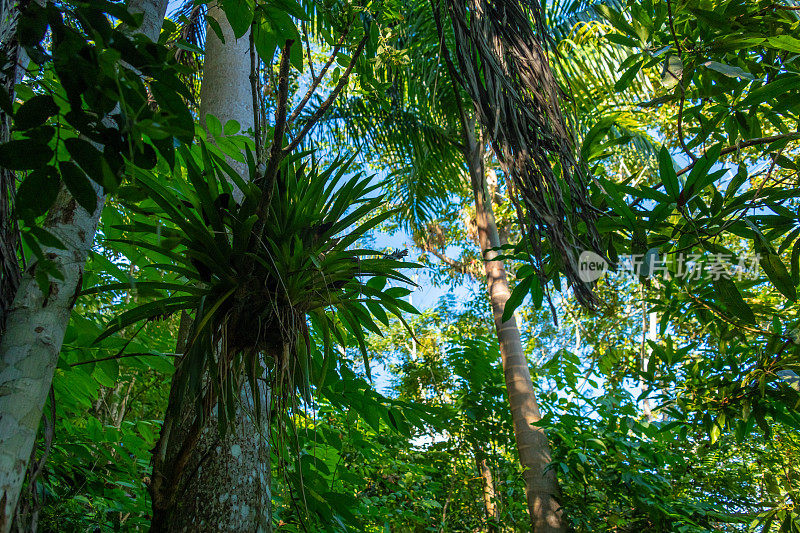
[149,6,272,531]
[463,127,565,532]
[0,2,168,530]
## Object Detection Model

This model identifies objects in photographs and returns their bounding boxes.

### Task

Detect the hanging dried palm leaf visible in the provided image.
[442,0,602,306]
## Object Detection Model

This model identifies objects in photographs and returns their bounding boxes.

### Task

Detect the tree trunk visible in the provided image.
[198,2,255,198]
[149,7,272,531]
[149,379,271,532]
[0,0,46,333]
[0,2,168,530]
[465,130,564,532]
[475,446,500,532]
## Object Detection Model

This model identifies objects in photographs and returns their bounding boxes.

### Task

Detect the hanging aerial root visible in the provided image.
[444,0,603,307]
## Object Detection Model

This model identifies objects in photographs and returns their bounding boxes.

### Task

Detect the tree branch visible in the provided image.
[677,132,800,176]
[676,88,697,162]
[283,32,369,155]
[421,242,477,280]
[253,40,294,229]
[288,25,352,124]
[666,0,698,162]
[70,352,179,367]
[249,27,262,163]
[302,22,317,81]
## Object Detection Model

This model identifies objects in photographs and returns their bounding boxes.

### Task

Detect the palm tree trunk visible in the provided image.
[464,129,564,532]
[149,7,272,531]
[0,2,168,529]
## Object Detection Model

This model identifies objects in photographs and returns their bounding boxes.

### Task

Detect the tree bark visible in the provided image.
[149,379,271,532]
[1,0,47,332]
[149,7,272,531]
[464,129,565,532]
[475,446,500,532]
[0,2,168,530]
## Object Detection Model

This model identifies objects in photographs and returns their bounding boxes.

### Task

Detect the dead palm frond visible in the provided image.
[440,0,603,306]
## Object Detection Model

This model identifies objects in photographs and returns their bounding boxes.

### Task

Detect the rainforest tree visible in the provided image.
[0,0,799,531]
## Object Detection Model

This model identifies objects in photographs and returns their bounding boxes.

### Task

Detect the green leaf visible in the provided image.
[95,296,197,344]
[273,0,309,19]
[713,277,755,324]
[139,353,175,374]
[0,139,53,170]
[725,164,748,201]
[14,94,59,130]
[605,33,638,48]
[205,114,223,137]
[27,227,66,249]
[365,300,389,326]
[16,166,58,220]
[365,276,387,291]
[760,253,796,301]
[174,40,204,55]
[659,146,679,199]
[80,281,205,297]
[65,137,117,192]
[709,422,721,443]
[702,60,755,80]
[530,275,543,309]
[223,120,240,136]
[206,15,225,43]
[614,58,644,92]
[260,7,302,70]
[60,161,98,213]
[136,421,155,442]
[93,365,116,387]
[766,35,800,54]
[741,75,800,107]
[220,0,255,39]
[502,276,532,322]
[253,8,278,61]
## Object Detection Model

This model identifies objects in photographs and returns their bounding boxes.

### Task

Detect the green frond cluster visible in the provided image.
[92,140,418,428]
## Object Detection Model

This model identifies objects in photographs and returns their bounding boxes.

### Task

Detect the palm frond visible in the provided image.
[169,0,206,103]
[318,94,466,230]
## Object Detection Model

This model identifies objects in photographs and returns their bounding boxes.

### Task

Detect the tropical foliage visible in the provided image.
[0,0,799,531]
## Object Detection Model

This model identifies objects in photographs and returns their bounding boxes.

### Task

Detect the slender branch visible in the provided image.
[666,0,682,55]
[677,132,800,176]
[302,22,316,81]
[421,242,477,280]
[665,0,698,162]
[288,25,352,124]
[249,27,262,163]
[253,39,294,228]
[72,319,149,369]
[683,289,785,340]
[283,33,369,155]
[676,88,697,162]
[70,352,180,367]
